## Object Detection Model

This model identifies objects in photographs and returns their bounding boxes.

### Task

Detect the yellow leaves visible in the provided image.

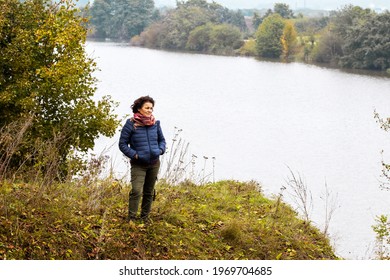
[83,223,91,231]
[1,0,116,170]
[281,20,298,59]
[238,38,257,56]
[2,186,13,195]
[65,249,73,258]
[287,248,297,257]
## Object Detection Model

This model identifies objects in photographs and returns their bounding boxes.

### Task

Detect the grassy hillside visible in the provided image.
[0,178,337,260]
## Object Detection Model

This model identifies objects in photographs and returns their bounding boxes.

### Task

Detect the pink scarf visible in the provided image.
[132,112,156,127]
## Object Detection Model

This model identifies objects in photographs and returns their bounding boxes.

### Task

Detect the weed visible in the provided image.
[159,127,215,185]
[283,167,339,237]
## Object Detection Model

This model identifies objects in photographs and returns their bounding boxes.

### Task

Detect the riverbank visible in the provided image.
[87,38,390,78]
[0,179,337,260]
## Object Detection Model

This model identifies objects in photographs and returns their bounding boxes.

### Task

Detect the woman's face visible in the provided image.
[138,102,154,117]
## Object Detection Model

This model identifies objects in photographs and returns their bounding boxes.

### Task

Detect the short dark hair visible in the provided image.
[131,96,155,113]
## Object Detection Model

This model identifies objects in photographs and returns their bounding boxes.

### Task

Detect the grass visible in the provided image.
[0,177,337,260]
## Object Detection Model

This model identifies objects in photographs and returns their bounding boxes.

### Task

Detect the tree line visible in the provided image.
[315,6,390,71]
[87,0,390,72]
[88,0,247,55]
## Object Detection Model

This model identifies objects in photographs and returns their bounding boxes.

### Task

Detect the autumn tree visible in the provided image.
[255,13,286,58]
[281,20,298,59]
[0,0,118,178]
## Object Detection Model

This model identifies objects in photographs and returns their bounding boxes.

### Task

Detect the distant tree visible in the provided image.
[177,0,208,9]
[133,21,164,48]
[186,23,242,55]
[206,2,247,32]
[252,4,291,34]
[255,13,285,58]
[0,0,118,177]
[252,11,263,30]
[238,38,257,56]
[293,16,329,35]
[281,20,298,59]
[159,5,211,49]
[314,5,390,70]
[227,9,247,32]
[252,9,271,31]
[274,3,294,19]
[329,5,373,39]
[139,0,246,52]
[177,0,246,31]
[338,11,390,70]
[89,0,111,38]
[263,8,274,19]
[186,23,213,52]
[89,0,156,40]
[209,24,243,54]
[312,31,343,64]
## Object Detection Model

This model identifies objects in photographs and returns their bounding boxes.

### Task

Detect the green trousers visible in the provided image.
[128,161,160,220]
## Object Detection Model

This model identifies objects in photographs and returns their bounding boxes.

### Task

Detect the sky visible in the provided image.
[155,0,389,10]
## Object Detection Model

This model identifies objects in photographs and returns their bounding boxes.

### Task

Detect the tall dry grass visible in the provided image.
[158,126,216,185]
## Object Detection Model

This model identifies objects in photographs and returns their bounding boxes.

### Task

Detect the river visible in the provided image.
[86,41,390,259]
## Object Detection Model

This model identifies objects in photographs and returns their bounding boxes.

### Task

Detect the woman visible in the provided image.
[119,96,166,223]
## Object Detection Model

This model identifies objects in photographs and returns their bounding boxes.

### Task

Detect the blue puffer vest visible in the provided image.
[119,119,166,165]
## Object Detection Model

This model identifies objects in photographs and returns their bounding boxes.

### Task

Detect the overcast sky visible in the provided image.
[155,0,389,10]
